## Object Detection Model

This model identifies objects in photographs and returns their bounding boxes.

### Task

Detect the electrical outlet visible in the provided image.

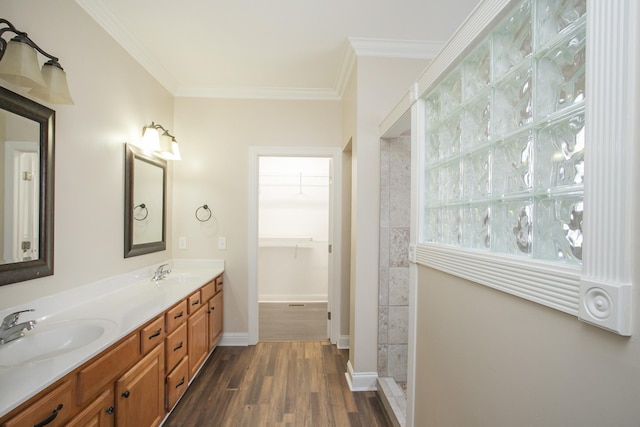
[218,236,227,250]
[179,236,187,249]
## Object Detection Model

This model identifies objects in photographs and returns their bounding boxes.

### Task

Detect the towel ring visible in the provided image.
[134,203,148,221]
[195,204,212,222]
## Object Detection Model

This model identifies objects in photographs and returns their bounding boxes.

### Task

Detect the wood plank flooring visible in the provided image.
[259,303,328,341]
[163,341,391,427]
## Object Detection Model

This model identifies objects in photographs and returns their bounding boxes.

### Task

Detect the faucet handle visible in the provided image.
[2,309,35,328]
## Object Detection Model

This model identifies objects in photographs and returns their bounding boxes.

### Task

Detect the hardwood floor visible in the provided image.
[163,341,391,427]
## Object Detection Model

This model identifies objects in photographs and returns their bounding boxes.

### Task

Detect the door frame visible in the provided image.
[248,146,342,345]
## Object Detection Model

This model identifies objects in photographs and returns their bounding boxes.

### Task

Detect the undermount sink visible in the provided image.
[0,319,115,367]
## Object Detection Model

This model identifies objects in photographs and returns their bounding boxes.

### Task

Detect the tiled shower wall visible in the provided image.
[378,136,411,382]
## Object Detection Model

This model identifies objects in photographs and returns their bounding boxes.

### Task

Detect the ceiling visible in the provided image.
[77,0,481,100]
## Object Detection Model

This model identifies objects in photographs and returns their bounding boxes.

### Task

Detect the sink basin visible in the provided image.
[0,319,115,366]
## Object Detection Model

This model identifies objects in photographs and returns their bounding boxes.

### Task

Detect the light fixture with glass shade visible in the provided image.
[140,122,181,160]
[0,18,74,105]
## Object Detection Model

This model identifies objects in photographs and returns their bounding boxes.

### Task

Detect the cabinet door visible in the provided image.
[66,388,115,427]
[208,291,223,350]
[115,344,165,427]
[187,305,208,378]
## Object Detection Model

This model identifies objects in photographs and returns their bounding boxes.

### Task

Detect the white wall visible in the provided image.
[346,56,428,380]
[0,0,174,310]
[171,97,341,335]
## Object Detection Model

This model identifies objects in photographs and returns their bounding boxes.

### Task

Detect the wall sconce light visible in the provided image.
[141,122,181,160]
[0,18,74,105]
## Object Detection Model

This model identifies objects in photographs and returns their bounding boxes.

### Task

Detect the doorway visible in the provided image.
[248,146,342,345]
[258,156,331,341]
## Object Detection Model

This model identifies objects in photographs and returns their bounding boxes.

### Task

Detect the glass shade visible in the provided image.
[140,126,161,152]
[0,38,46,88]
[29,62,74,105]
[157,131,181,160]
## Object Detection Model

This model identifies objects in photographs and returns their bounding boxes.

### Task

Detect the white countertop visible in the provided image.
[0,259,224,418]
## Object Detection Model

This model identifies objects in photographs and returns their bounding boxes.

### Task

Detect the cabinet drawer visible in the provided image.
[187,290,202,314]
[166,356,189,409]
[77,333,138,405]
[165,300,187,334]
[165,322,188,374]
[201,280,215,304]
[4,381,73,427]
[140,315,165,354]
[215,275,224,293]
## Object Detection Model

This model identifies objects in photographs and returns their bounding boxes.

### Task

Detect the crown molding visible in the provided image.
[174,86,341,101]
[75,0,178,93]
[76,1,444,100]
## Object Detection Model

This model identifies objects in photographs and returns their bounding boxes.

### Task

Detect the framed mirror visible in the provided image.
[0,86,55,286]
[124,143,166,257]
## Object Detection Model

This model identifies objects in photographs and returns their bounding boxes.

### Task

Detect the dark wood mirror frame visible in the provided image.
[124,143,167,258]
[0,86,55,286]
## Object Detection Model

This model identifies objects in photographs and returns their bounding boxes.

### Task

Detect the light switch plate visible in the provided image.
[178,237,187,249]
[218,237,227,250]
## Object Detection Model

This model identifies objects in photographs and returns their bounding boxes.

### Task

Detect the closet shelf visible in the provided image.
[258,237,327,248]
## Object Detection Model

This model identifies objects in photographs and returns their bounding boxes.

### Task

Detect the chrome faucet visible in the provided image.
[152,263,171,282]
[0,309,36,345]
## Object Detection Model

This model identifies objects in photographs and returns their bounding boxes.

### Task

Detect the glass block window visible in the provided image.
[420,0,586,265]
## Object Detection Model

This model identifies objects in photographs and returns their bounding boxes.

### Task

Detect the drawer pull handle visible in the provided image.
[174,341,184,351]
[148,328,162,339]
[122,390,130,398]
[34,404,63,427]
[173,312,184,319]
[176,377,185,388]
[106,406,115,415]
[192,299,200,306]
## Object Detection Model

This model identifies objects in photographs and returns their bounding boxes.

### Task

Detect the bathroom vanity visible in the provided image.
[0,259,223,427]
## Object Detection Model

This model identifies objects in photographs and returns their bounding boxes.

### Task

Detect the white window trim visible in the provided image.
[401,0,637,335]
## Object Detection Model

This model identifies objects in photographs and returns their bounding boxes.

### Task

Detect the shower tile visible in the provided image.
[389,268,409,306]
[380,148,391,190]
[379,306,389,344]
[388,306,409,344]
[389,228,410,268]
[379,228,390,268]
[388,345,408,382]
[380,186,390,229]
[389,187,410,229]
[390,150,411,188]
[378,345,389,377]
[379,262,389,306]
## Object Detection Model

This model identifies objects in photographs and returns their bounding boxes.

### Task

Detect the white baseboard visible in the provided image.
[345,360,378,391]
[259,295,328,303]
[337,335,350,349]
[218,332,249,346]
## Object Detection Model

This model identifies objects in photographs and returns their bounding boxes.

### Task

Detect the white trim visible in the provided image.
[174,86,341,101]
[337,335,350,350]
[349,38,445,59]
[335,40,357,99]
[344,360,378,391]
[248,146,343,345]
[577,0,637,335]
[258,295,328,303]
[218,333,249,347]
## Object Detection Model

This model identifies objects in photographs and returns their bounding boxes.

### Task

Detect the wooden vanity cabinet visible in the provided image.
[66,388,115,427]
[115,344,164,427]
[0,273,224,427]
